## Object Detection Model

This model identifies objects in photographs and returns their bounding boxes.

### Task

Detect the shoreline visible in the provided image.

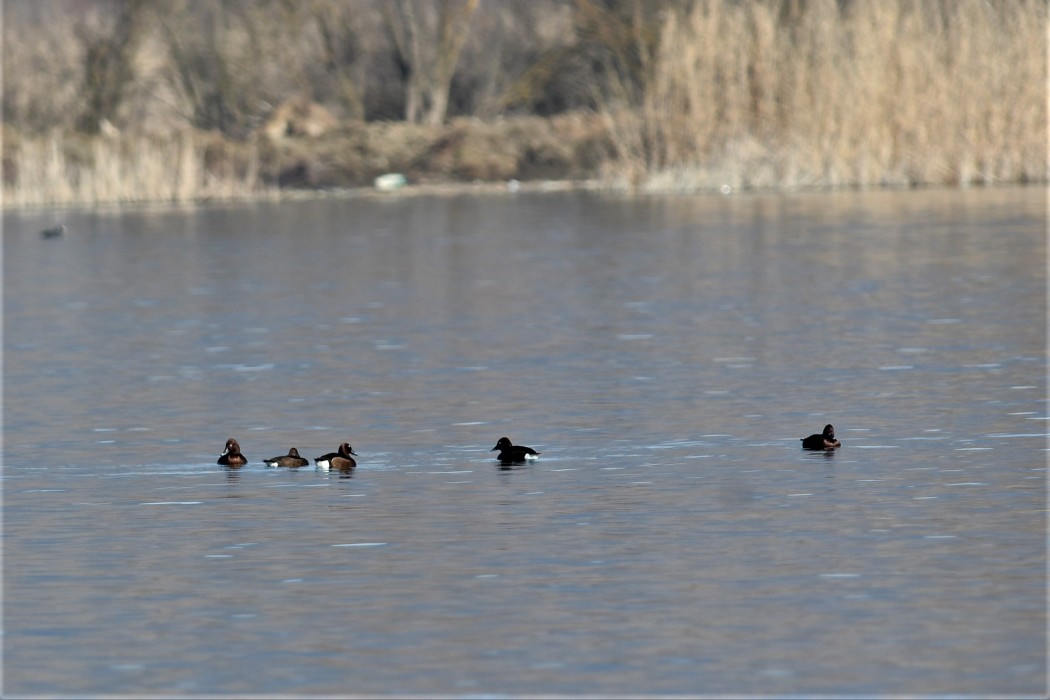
[1,177,596,212]
[4,0,1043,212]
[4,176,1042,213]
[5,104,1043,212]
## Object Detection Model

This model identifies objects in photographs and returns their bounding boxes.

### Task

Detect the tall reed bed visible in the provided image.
[3,131,266,207]
[607,0,1047,191]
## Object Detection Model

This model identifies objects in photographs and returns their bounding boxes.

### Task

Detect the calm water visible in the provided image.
[3,187,1046,696]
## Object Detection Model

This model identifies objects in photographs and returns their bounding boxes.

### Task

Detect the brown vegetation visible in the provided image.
[613,0,1048,191]
[256,111,613,190]
[2,0,1045,207]
[2,127,263,207]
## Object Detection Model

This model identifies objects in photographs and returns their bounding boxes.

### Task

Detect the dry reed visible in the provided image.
[2,131,267,208]
[3,0,1044,205]
[605,0,1048,191]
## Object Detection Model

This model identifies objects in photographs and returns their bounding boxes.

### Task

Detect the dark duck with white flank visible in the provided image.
[263,447,309,467]
[315,443,357,470]
[491,437,540,465]
[801,424,841,451]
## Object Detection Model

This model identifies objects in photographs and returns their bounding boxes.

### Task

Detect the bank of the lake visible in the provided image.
[1,114,615,209]
[4,105,1046,210]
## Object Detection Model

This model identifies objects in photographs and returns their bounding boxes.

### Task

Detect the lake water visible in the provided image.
[3,187,1046,696]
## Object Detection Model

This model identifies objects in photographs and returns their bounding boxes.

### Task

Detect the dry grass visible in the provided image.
[2,130,268,207]
[249,112,612,189]
[3,0,1044,206]
[1,114,613,207]
[604,0,1048,191]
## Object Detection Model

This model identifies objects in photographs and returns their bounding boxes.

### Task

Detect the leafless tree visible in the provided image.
[76,0,147,133]
[383,0,479,125]
[308,0,366,121]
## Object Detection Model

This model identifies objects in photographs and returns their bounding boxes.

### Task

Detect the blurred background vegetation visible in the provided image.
[2,0,1046,205]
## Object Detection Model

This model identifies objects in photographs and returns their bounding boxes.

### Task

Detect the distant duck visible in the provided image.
[801,424,841,451]
[491,437,540,465]
[40,224,65,239]
[315,443,357,470]
[217,438,247,466]
[263,447,309,467]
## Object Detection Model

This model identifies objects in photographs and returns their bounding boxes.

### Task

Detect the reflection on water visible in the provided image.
[3,187,1046,695]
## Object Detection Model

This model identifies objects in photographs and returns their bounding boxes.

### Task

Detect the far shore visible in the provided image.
[2,174,604,212]
[5,172,1043,213]
[3,110,1044,211]
[4,0,1043,211]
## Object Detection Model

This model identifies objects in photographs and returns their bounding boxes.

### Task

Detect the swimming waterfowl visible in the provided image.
[263,447,309,467]
[217,438,247,465]
[801,424,841,450]
[40,224,65,239]
[315,443,357,470]
[491,437,540,465]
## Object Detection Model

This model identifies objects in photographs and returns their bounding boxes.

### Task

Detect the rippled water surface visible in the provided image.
[4,187,1046,695]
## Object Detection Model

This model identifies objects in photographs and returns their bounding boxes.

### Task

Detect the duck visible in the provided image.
[263,447,309,467]
[315,443,357,470]
[491,437,540,465]
[801,424,841,450]
[40,224,65,239]
[217,437,247,466]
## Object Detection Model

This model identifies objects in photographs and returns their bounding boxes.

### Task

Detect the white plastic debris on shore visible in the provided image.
[374,173,407,191]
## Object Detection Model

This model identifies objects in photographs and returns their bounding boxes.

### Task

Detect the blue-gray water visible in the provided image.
[3,187,1046,696]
